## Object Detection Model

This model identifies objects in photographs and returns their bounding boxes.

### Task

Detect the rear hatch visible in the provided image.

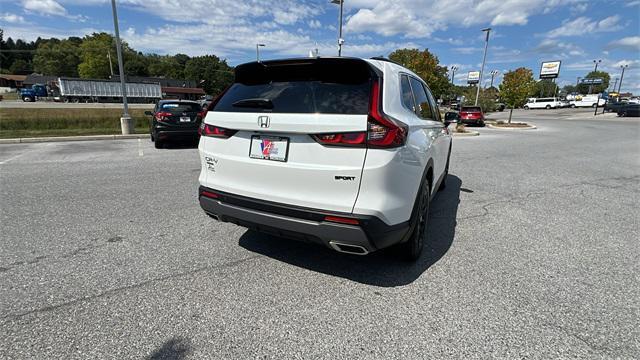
[199,58,378,213]
[156,101,202,128]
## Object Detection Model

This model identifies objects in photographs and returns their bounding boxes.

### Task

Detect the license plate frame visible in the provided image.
[179,116,191,122]
[249,135,290,162]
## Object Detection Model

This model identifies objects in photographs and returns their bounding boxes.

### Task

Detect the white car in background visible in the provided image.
[570,95,606,108]
[524,97,562,109]
[197,57,453,260]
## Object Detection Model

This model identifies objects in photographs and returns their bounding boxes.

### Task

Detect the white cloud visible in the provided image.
[545,16,622,38]
[607,36,640,51]
[23,0,67,16]
[344,0,582,38]
[534,39,584,58]
[308,19,322,29]
[0,13,27,24]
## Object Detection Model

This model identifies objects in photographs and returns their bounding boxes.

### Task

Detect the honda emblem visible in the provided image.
[258,116,270,128]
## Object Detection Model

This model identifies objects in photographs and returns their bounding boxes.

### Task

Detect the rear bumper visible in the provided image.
[154,124,199,138]
[198,186,411,254]
[460,118,483,125]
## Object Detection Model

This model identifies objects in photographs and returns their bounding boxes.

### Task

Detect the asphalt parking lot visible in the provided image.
[1,109,638,359]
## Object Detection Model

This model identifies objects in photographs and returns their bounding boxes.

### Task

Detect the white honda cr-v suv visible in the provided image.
[198,57,453,260]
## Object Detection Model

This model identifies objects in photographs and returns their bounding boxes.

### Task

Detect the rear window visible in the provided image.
[461,107,481,112]
[213,59,373,114]
[160,102,201,113]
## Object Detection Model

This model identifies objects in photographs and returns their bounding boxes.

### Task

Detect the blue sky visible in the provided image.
[1,0,639,92]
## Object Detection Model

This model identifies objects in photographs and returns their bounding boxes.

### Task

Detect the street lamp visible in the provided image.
[593,59,602,72]
[450,66,458,84]
[618,64,628,93]
[489,70,499,88]
[256,43,265,62]
[331,0,344,56]
[475,27,491,106]
[110,0,131,135]
[611,77,619,92]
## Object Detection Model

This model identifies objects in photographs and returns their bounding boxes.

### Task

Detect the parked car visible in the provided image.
[570,95,606,108]
[495,101,506,111]
[604,100,628,113]
[145,100,204,148]
[617,104,640,117]
[458,106,485,126]
[524,97,562,109]
[197,57,453,260]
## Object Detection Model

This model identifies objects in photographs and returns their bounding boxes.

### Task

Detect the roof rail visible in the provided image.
[370,56,403,66]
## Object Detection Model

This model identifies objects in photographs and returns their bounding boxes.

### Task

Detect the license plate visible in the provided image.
[180,116,191,122]
[249,136,289,162]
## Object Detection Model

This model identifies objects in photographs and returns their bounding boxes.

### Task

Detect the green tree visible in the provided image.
[388,48,450,99]
[578,70,610,94]
[33,38,81,77]
[78,33,117,78]
[499,67,536,123]
[562,84,577,95]
[147,54,185,79]
[9,59,30,74]
[184,55,233,95]
[530,79,560,98]
[124,52,149,77]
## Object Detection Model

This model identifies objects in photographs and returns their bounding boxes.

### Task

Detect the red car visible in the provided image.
[458,106,485,127]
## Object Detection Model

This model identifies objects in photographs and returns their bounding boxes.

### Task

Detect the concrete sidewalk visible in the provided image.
[0,133,150,144]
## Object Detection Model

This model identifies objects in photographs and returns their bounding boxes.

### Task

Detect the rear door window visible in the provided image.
[409,77,434,120]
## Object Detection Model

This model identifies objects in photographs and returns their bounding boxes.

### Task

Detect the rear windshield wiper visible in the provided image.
[232,98,274,109]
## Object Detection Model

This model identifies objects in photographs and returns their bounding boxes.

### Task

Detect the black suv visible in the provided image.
[146,100,204,148]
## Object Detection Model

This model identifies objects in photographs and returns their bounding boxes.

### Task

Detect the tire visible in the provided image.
[592,104,597,108]
[400,178,431,261]
[570,104,576,108]
[22,96,32,102]
[545,105,551,109]
[150,130,155,142]
[524,106,529,110]
[154,136,164,149]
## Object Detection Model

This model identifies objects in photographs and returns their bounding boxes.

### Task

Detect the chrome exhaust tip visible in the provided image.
[329,241,369,255]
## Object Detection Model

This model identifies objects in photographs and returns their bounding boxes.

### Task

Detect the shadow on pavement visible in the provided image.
[239,175,462,287]
[147,337,192,360]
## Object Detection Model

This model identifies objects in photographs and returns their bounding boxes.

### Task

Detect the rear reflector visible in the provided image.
[324,216,359,225]
[200,190,220,199]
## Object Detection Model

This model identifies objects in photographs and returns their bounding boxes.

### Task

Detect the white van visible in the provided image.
[524,97,562,109]
[570,95,606,108]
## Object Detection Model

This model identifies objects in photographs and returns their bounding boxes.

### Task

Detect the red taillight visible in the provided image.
[155,111,172,122]
[199,123,237,138]
[312,132,366,146]
[324,216,359,225]
[460,112,468,116]
[197,111,206,119]
[367,79,407,148]
[200,190,219,199]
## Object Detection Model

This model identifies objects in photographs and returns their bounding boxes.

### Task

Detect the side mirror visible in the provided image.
[144,110,153,116]
[444,111,459,126]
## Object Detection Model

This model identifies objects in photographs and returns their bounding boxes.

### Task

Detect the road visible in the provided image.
[1,110,639,359]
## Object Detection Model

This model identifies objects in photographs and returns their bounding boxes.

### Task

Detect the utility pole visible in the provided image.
[589,59,601,94]
[489,70,498,88]
[450,66,458,84]
[110,0,131,134]
[256,43,265,62]
[612,77,619,92]
[107,51,114,77]
[331,0,344,56]
[618,64,628,93]
[475,27,491,106]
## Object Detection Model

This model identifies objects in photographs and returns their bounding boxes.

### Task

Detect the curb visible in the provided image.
[452,130,480,137]
[0,134,150,144]
[487,123,537,130]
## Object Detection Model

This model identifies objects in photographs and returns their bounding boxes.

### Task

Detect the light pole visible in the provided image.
[475,27,491,106]
[589,59,601,94]
[489,70,499,89]
[450,66,458,84]
[110,0,131,134]
[107,51,114,77]
[331,0,344,56]
[256,43,265,62]
[618,64,628,93]
[611,77,619,93]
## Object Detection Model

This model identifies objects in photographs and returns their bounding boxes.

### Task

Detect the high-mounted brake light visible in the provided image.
[199,123,237,138]
[367,79,407,148]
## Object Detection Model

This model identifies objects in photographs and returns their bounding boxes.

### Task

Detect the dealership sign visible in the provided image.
[580,78,603,85]
[540,61,561,79]
[467,71,480,84]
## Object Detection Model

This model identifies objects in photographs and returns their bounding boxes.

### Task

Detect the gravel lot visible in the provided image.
[1,109,638,359]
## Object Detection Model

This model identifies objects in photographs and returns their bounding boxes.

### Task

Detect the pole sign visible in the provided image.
[540,61,561,79]
[580,78,603,85]
[467,71,480,84]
